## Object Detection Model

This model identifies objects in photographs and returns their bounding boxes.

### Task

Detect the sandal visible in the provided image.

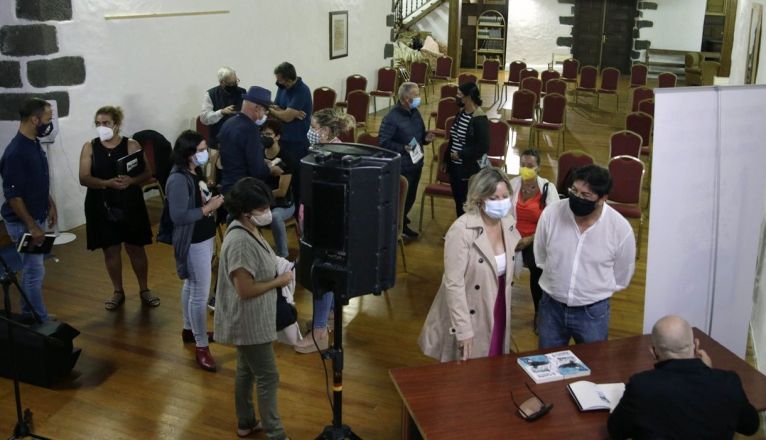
[139,289,160,307]
[104,290,125,310]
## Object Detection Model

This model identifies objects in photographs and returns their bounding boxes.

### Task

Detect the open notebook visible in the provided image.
[567,380,625,412]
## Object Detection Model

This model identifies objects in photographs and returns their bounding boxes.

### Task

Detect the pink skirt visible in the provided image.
[488,275,506,357]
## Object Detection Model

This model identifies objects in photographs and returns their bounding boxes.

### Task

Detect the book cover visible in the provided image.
[567,381,625,412]
[16,233,56,254]
[517,350,591,384]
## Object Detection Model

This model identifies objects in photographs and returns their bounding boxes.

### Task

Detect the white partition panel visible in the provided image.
[643,86,766,358]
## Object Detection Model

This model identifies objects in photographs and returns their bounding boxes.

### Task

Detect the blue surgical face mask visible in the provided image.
[483,197,511,220]
[194,150,209,167]
[411,97,422,109]
[255,114,267,126]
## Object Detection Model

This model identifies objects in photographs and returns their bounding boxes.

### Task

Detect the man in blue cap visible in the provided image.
[218,86,275,194]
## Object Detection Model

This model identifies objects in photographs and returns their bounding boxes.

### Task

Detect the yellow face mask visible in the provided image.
[519,166,537,181]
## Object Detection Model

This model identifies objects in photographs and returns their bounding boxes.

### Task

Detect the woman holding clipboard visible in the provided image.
[78,106,159,310]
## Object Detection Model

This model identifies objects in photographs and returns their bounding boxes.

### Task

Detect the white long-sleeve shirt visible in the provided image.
[533,199,636,306]
[199,92,224,126]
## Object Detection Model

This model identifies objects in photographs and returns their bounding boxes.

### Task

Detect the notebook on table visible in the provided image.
[567,380,625,412]
[517,350,591,384]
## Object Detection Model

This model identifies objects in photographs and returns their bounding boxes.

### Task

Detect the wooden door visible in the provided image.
[572,0,636,73]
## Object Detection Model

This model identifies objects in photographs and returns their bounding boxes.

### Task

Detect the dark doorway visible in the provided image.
[572,0,636,73]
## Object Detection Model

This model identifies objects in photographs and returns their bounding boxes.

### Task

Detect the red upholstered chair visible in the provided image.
[625,111,653,157]
[540,69,561,95]
[638,98,654,118]
[596,67,620,111]
[397,176,409,272]
[430,84,458,122]
[410,61,429,103]
[609,130,642,159]
[519,68,539,85]
[556,150,594,196]
[629,64,648,88]
[607,155,646,257]
[458,72,477,86]
[313,87,337,112]
[562,58,580,87]
[520,77,542,107]
[336,75,367,108]
[545,78,567,98]
[630,86,654,112]
[507,89,537,141]
[195,116,210,145]
[437,115,456,160]
[338,126,355,143]
[487,119,511,170]
[356,132,379,146]
[370,67,397,112]
[575,66,597,103]
[428,97,459,138]
[500,60,527,106]
[531,93,567,155]
[657,72,677,88]
[419,141,453,232]
[478,59,501,104]
[346,90,370,131]
[431,56,454,92]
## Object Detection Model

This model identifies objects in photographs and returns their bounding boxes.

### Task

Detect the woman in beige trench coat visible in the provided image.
[419,168,521,362]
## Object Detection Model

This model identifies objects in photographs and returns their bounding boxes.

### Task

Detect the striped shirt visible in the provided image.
[449,110,473,165]
[213,220,278,346]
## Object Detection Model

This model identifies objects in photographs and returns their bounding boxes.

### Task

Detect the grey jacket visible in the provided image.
[166,166,204,279]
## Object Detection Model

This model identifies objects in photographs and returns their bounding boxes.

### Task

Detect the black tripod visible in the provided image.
[312,270,361,440]
[0,254,51,440]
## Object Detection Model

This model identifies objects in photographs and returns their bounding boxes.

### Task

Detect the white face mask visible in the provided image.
[483,198,511,220]
[194,150,209,167]
[249,209,272,227]
[307,127,322,145]
[97,126,114,142]
[254,114,267,126]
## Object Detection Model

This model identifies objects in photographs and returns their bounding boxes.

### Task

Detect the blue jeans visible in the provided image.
[537,292,610,349]
[313,292,333,330]
[5,220,48,321]
[270,205,295,258]
[181,238,213,347]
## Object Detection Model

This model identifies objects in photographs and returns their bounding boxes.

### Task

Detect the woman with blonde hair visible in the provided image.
[293,107,354,354]
[419,167,520,361]
[79,106,158,310]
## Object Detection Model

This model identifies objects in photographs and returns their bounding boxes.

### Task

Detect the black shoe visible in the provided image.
[402,225,420,239]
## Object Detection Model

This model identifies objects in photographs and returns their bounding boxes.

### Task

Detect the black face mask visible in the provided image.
[224,85,239,95]
[36,121,53,138]
[568,195,598,217]
[261,136,274,149]
[275,81,286,90]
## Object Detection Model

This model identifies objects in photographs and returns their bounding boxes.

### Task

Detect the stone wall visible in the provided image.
[0,0,85,120]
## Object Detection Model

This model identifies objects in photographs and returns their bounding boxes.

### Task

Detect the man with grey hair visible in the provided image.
[200,66,246,150]
[608,315,759,440]
[379,82,435,239]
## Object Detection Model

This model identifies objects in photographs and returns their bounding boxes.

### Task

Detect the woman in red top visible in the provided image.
[509,149,559,332]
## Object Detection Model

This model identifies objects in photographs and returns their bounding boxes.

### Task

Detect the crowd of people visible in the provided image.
[0,61,759,439]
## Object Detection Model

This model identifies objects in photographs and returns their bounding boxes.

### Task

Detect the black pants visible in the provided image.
[449,167,468,218]
[281,139,310,206]
[401,166,422,227]
[522,245,544,313]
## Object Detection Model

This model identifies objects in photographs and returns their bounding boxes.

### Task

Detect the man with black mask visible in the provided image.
[533,165,635,349]
[199,66,246,150]
[0,98,57,322]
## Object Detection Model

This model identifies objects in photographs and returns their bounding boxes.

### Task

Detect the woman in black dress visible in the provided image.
[78,106,159,310]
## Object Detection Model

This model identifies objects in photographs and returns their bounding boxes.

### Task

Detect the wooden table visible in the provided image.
[390,329,766,440]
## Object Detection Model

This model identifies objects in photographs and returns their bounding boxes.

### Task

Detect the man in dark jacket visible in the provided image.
[608,315,760,440]
[379,82,434,239]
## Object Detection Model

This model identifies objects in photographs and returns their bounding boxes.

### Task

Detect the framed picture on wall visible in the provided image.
[329,11,348,60]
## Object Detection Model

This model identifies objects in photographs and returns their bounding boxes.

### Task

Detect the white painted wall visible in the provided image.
[640,0,706,52]
[753,204,766,373]
[506,0,571,71]
[412,1,450,46]
[0,0,390,230]
[730,0,766,84]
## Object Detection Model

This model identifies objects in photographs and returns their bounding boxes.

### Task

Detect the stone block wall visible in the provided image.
[0,0,84,120]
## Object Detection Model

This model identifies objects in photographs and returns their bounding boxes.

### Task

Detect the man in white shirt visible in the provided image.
[533,165,636,349]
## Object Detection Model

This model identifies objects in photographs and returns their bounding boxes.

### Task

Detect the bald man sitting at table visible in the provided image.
[608,315,760,440]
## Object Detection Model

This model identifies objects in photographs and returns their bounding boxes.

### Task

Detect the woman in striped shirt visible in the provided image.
[442,82,490,216]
